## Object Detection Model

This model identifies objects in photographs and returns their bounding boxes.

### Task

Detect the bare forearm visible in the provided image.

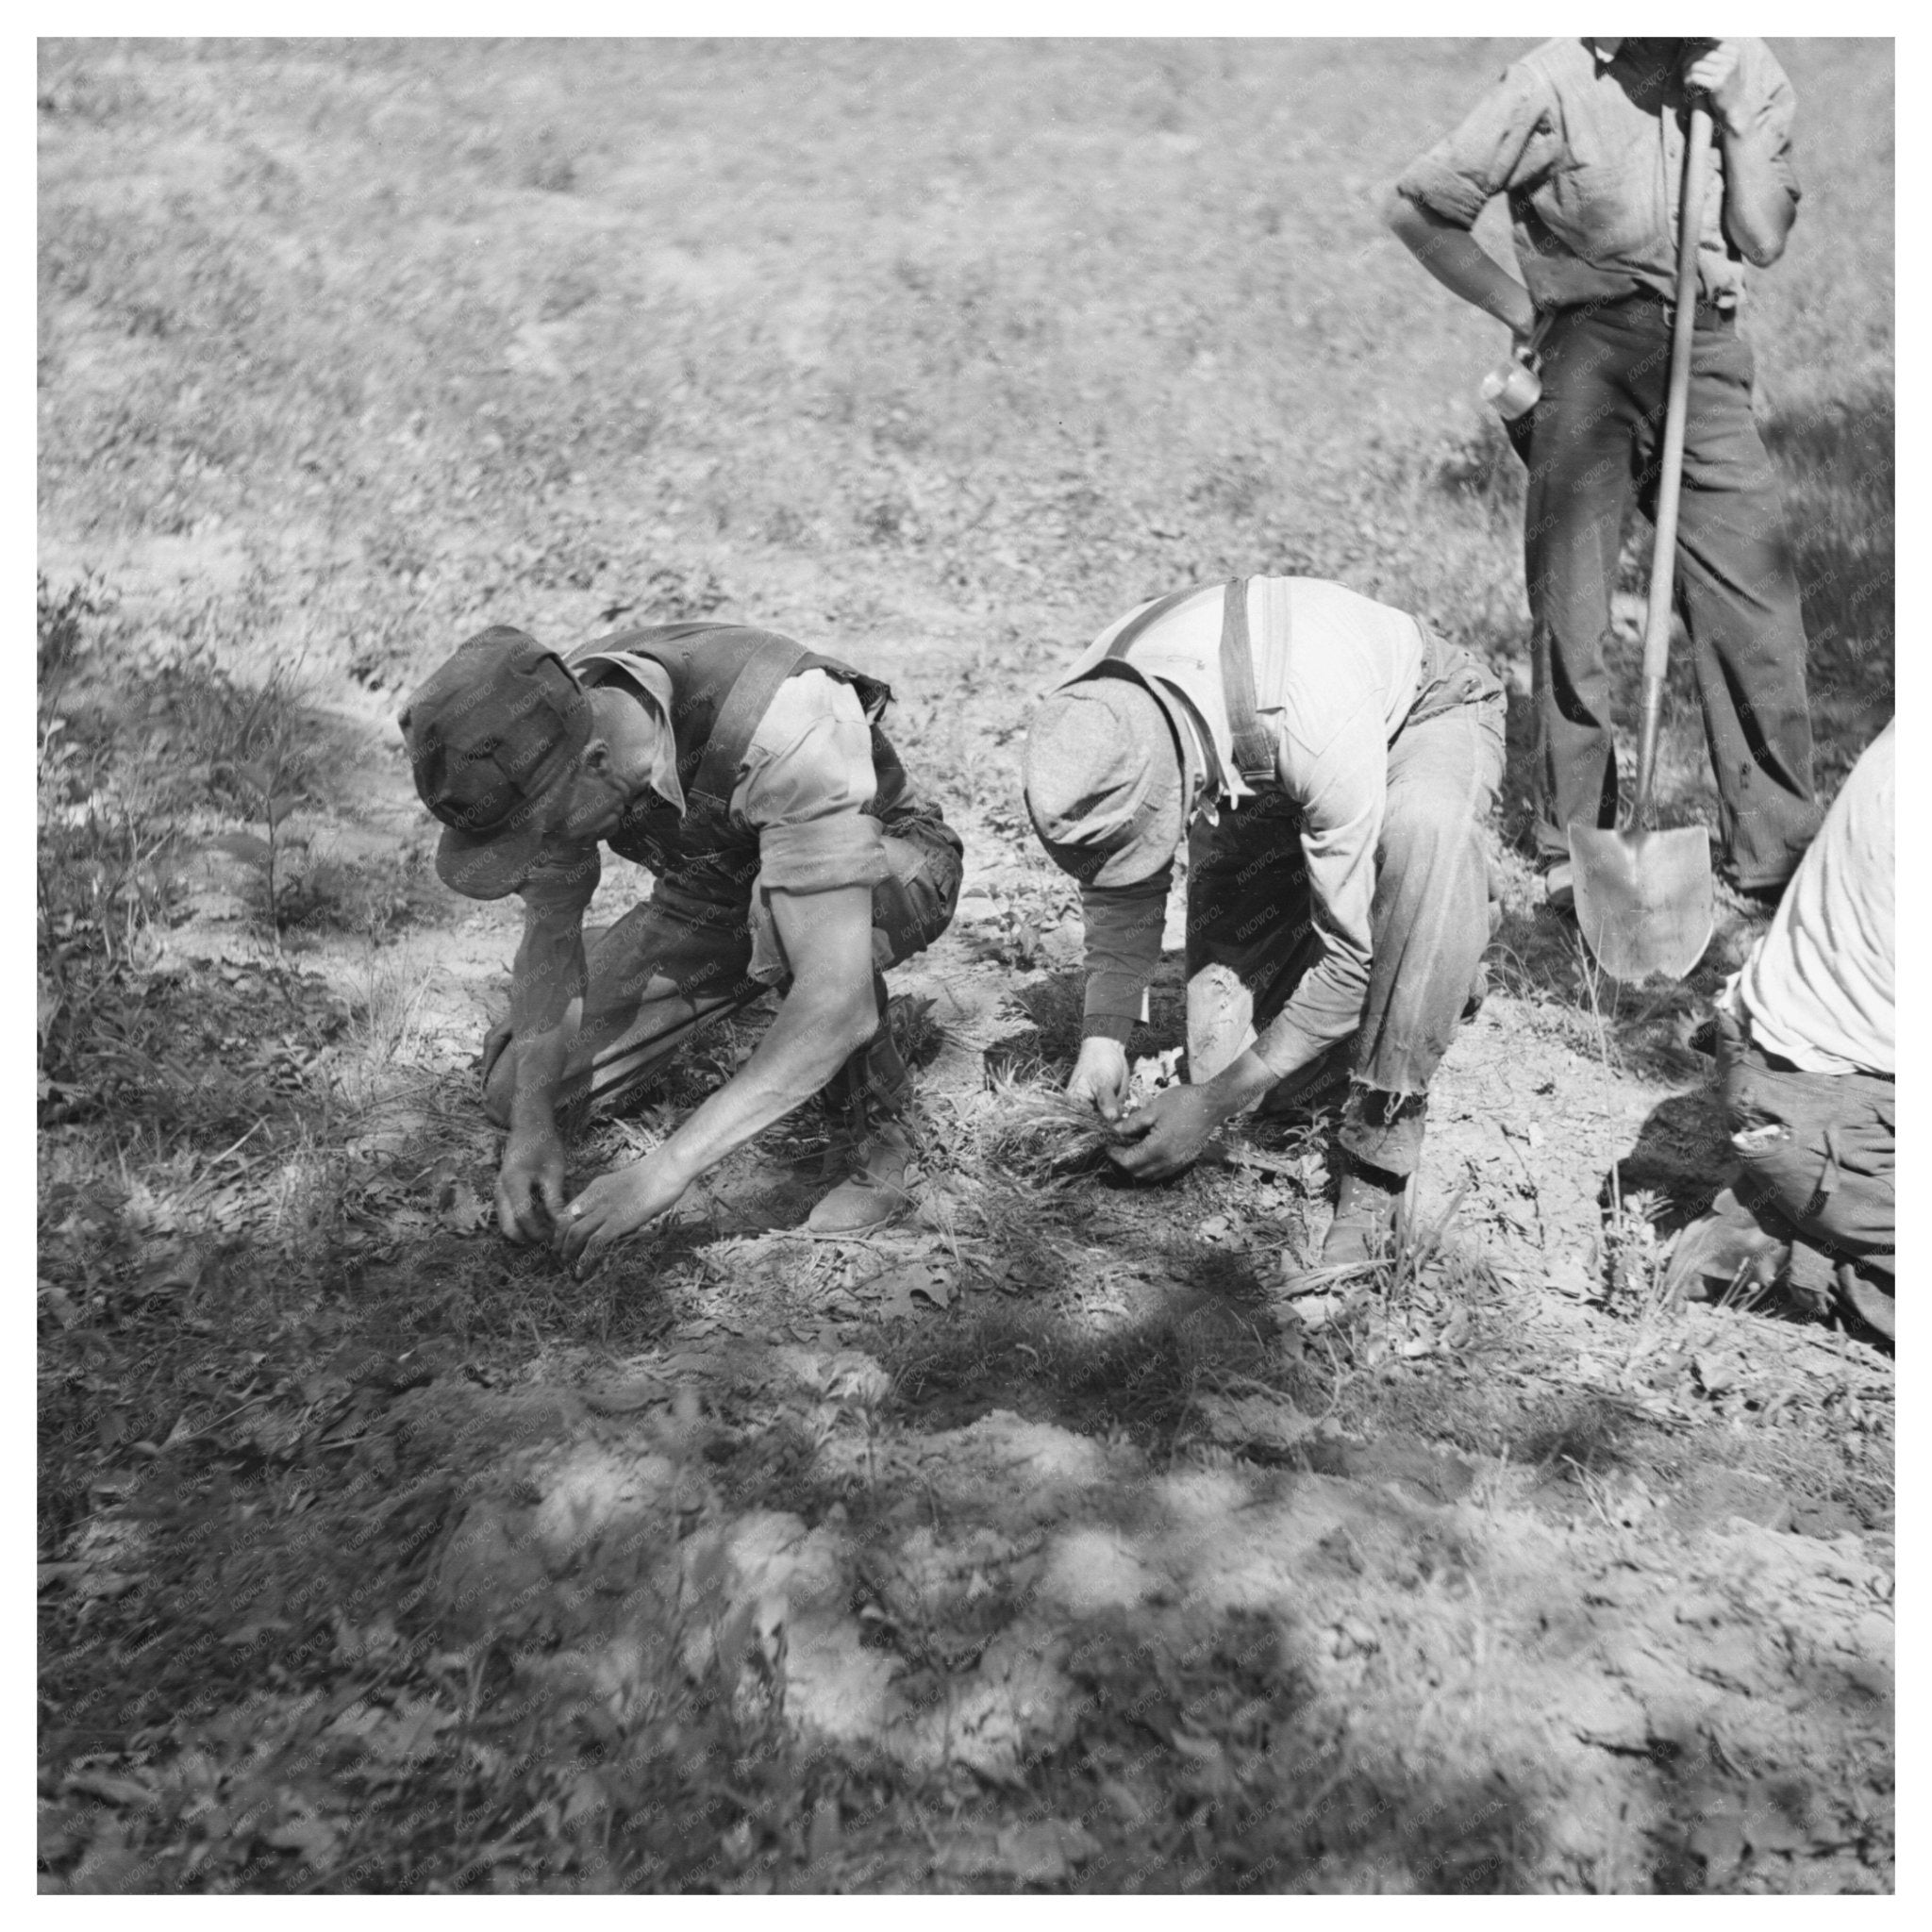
[1715,125,1796,266]
[1384,193,1536,335]
[658,991,874,1183]
[510,915,586,1033]
[1250,953,1367,1085]
[1193,991,1353,1129]
[508,1014,575,1135]
[1202,1046,1279,1118]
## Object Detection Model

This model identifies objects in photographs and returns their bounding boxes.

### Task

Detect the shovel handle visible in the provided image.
[1632,99,1713,824]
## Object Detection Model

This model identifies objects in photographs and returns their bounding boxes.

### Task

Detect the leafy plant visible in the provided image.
[208,757,307,955]
[37,571,116,708]
[1599,1184,1674,1317]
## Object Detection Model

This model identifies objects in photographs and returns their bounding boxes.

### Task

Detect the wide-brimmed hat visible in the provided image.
[398,625,591,900]
[1023,675,1190,888]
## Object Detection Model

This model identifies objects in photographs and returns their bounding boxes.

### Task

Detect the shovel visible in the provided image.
[1569,98,1717,982]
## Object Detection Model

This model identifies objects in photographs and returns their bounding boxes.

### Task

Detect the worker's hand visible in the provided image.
[1508,308,1550,364]
[495,1124,566,1243]
[556,1148,695,1277]
[1067,1036,1132,1122]
[1683,41,1749,133]
[1107,1082,1227,1182]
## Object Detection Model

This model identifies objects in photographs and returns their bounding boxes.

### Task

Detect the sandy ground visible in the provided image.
[144,704,1893,1892]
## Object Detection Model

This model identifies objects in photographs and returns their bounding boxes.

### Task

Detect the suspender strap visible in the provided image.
[688,635,810,809]
[1219,576,1274,782]
[1095,578,1276,786]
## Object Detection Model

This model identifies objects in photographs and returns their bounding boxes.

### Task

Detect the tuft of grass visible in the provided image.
[974,1067,1136,1174]
[345,941,436,1073]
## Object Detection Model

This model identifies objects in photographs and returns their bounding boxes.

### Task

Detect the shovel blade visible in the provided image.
[1568,824,1715,981]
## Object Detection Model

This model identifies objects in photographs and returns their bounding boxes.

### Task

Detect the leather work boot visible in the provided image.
[807,1117,918,1234]
[1320,1157,1412,1269]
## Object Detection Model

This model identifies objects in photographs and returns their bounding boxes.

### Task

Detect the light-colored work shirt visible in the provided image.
[1059,577,1432,1076]
[1394,37,1799,314]
[1728,722,1893,1076]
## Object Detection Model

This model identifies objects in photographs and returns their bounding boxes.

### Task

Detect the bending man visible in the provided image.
[1023,576,1505,1267]
[400,620,962,1273]
[1672,723,1894,1340]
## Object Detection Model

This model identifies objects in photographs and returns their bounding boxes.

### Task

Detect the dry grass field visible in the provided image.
[39,39,1892,1893]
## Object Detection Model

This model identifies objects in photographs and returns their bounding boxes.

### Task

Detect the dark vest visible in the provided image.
[566,621,915,912]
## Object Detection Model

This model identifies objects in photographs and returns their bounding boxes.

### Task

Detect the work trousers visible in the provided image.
[484,813,962,1135]
[1716,1008,1894,1336]
[1511,298,1821,889]
[1183,649,1506,1177]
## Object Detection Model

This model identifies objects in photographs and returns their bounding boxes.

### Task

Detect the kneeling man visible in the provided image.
[1023,576,1505,1266]
[401,620,962,1272]
[1670,722,1894,1340]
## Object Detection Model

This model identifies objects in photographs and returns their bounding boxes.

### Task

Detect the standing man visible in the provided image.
[1386,38,1821,907]
[1669,723,1894,1341]
[400,619,962,1273]
[1023,576,1506,1267]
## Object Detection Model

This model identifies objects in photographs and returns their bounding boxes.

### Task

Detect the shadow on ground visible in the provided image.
[1610,1090,1735,1231]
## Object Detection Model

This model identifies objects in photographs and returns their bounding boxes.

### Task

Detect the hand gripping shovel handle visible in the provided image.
[1630,99,1714,825]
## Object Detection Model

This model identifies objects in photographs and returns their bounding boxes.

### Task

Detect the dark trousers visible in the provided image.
[1512,300,1821,888]
[1716,1009,1894,1301]
[485,815,962,1134]
[1183,652,1507,1176]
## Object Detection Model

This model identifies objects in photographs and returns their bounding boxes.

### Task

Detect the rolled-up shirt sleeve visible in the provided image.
[1079,870,1173,1042]
[735,670,890,896]
[1745,41,1803,207]
[1393,59,1555,229]
[1250,703,1385,1080]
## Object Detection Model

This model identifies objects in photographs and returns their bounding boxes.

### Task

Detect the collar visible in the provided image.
[640,707,685,814]
[574,649,686,814]
[1588,37,1624,68]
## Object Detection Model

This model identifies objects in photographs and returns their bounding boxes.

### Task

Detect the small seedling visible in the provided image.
[208,756,308,955]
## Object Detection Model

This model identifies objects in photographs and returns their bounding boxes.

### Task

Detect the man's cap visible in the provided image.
[1023,675,1188,888]
[398,625,591,901]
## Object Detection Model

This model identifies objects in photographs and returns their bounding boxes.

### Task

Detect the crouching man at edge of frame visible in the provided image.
[1666,722,1894,1341]
[1022,575,1506,1274]
[399,619,962,1276]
